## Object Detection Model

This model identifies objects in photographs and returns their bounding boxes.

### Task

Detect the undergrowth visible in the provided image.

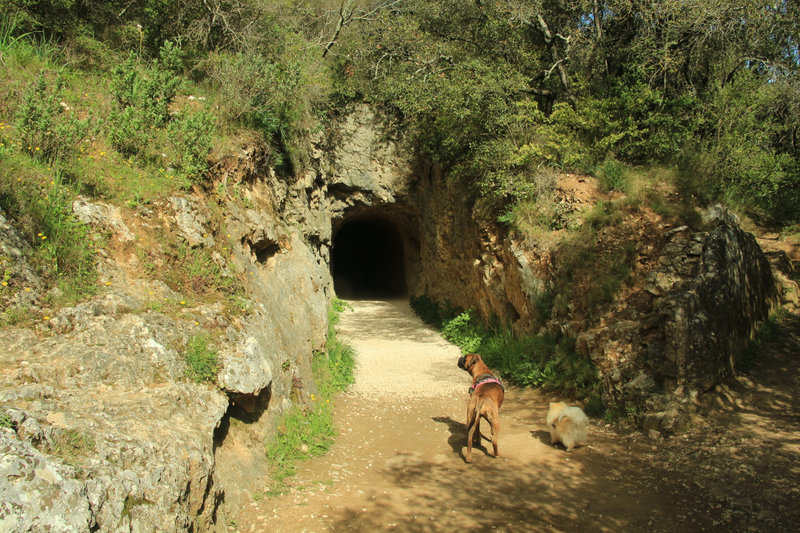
[0,152,97,303]
[263,298,355,496]
[40,428,96,469]
[411,296,604,416]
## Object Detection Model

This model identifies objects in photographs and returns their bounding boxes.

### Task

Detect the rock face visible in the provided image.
[575,208,779,431]
[1,186,330,528]
[0,310,229,531]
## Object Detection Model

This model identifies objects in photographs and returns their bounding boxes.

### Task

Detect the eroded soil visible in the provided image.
[235,300,800,533]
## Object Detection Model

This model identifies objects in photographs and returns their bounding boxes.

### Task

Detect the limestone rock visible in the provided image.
[218,334,275,395]
[0,302,229,531]
[579,206,779,417]
[73,197,135,242]
[327,106,409,204]
[169,196,215,248]
[0,428,94,532]
[0,208,44,307]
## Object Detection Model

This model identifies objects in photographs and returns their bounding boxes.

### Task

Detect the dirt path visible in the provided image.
[235,300,800,533]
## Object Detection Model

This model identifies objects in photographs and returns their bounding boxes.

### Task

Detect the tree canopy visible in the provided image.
[3,0,799,222]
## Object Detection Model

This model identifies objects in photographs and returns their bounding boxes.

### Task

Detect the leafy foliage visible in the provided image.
[15,73,90,162]
[410,296,603,412]
[0,156,96,301]
[4,0,798,221]
[108,43,183,157]
[167,110,216,182]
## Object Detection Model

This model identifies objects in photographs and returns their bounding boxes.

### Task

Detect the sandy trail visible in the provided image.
[236,300,800,533]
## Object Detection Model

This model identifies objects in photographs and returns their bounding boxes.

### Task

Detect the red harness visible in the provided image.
[469,374,505,395]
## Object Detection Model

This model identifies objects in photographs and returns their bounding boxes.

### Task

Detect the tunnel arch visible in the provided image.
[331,215,409,299]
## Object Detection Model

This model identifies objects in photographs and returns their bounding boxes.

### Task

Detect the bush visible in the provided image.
[108,42,183,160]
[441,310,483,353]
[15,73,90,162]
[693,73,800,223]
[168,110,216,183]
[595,159,629,193]
[409,294,461,329]
[411,295,603,410]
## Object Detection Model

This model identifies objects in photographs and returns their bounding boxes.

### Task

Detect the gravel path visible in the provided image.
[337,299,465,400]
[236,303,800,532]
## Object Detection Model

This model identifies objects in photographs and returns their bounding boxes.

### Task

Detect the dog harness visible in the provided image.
[469,373,505,395]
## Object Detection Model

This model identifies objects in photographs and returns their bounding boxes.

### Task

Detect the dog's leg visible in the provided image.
[466,399,485,463]
[466,419,476,463]
[489,406,501,458]
[465,403,477,463]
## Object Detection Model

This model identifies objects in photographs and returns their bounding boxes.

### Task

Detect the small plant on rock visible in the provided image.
[184,334,219,384]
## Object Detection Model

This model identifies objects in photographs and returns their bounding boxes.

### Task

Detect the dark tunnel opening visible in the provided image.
[332,217,407,299]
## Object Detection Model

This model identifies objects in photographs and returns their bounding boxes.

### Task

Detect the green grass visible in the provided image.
[0,152,98,304]
[184,334,220,384]
[595,159,630,193]
[41,428,96,468]
[0,412,14,429]
[263,299,356,496]
[0,12,60,64]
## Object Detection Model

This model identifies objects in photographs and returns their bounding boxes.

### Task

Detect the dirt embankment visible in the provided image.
[236,299,800,533]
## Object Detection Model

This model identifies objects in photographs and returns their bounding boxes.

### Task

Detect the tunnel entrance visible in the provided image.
[332,216,407,299]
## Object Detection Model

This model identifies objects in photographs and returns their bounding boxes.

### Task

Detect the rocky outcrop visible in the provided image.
[0,208,44,308]
[1,178,331,530]
[575,207,779,431]
[0,305,229,531]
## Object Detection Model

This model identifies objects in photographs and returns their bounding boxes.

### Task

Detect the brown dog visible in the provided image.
[457,353,505,463]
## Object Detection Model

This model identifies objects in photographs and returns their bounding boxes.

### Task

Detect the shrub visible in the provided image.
[441,310,483,353]
[409,294,460,329]
[411,295,603,410]
[15,73,90,162]
[595,159,629,193]
[108,42,183,160]
[167,110,216,183]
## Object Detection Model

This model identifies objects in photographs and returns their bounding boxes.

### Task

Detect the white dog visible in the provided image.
[546,401,589,451]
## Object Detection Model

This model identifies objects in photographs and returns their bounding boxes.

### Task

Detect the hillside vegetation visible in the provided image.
[1,0,798,309]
